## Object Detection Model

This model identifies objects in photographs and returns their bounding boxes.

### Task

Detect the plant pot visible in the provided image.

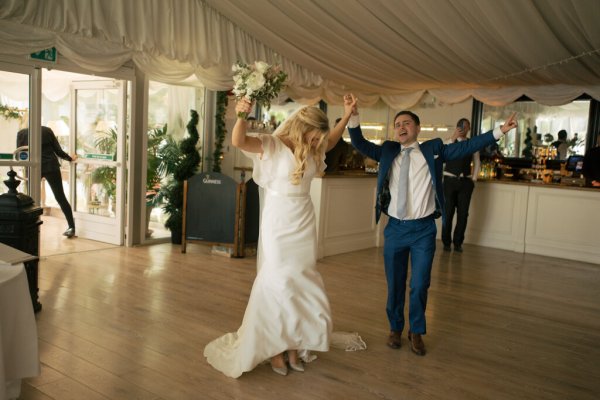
[145,203,153,238]
[170,228,182,244]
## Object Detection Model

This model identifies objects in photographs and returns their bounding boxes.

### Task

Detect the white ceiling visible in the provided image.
[205,0,600,92]
[1,0,599,106]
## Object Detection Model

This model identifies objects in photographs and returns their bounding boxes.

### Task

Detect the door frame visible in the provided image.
[70,80,128,245]
[0,53,147,246]
[0,61,42,203]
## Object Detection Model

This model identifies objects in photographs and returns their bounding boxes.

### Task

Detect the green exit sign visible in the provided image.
[30,47,57,63]
[85,153,114,161]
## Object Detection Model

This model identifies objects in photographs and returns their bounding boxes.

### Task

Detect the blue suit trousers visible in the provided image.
[383,215,436,334]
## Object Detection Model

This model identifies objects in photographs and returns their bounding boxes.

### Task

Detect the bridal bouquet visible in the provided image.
[232,61,287,118]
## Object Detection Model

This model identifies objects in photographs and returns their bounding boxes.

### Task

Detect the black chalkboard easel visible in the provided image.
[181,171,259,257]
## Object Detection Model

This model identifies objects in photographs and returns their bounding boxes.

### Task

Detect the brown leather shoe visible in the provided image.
[408,331,426,356]
[387,330,402,349]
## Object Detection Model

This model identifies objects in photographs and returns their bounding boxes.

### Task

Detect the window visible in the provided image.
[146,81,205,240]
[480,99,590,159]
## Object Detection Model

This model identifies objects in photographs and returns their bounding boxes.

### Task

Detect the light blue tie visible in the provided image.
[396,147,413,219]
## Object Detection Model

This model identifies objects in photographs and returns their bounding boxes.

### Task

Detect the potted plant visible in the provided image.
[156,110,201,243]
[91,127,117,211]
[522,127,533,159]
[145,124,168,237]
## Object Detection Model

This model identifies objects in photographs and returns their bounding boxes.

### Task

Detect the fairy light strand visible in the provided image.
[480,48,600,83]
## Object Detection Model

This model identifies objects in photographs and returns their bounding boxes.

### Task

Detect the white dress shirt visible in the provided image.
[348,114,435,220]
[444,137,481,181]
[388,143,436,220]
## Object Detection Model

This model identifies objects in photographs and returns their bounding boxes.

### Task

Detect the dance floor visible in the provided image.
[17,217,600,400]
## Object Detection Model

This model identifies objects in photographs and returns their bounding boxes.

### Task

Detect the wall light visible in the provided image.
[361,124,384,131]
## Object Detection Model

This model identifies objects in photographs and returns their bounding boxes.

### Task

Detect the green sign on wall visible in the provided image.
[85,153,114,161]
[30,47,57,63]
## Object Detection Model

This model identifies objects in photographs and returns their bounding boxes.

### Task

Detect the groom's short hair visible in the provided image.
[394,111,420,126]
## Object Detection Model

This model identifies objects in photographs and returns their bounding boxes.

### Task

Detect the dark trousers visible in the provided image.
[43,169,75,229]
[383,215,436,334]
[442,177,474,247]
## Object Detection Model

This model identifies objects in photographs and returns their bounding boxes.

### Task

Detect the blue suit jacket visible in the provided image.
[348,126,497,224]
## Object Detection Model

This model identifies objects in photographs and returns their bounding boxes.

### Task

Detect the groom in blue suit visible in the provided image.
[347,98,517,355]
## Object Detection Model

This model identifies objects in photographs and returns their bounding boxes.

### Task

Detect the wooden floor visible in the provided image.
[19,222,600,400]
[38,214,119,257]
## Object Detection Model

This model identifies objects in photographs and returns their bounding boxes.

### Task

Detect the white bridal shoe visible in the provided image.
[271,362,288,376]
[288,361,304,372]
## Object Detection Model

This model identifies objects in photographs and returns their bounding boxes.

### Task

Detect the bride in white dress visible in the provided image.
[204,95,357,378]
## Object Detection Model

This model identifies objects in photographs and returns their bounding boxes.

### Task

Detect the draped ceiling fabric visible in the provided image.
[1,0,599,108]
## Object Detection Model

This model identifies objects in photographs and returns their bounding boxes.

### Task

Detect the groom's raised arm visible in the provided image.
[442,112,518,161]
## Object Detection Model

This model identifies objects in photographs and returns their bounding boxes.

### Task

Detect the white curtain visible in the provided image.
[167,86,198,140]
[1,0,599,108]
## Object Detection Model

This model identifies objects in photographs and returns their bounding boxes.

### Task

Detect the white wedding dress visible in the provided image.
[204,133,333,378]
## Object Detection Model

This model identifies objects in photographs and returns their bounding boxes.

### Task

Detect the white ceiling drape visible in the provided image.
[1,0,599,108]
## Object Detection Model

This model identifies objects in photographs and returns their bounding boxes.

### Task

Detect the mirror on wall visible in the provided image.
[480,99,590,159]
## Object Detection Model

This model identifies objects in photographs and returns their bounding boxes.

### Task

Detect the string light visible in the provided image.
[480,48,600,83]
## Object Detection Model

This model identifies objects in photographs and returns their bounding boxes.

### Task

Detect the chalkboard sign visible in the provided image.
[184,172,237,243]
[181,172,259,257]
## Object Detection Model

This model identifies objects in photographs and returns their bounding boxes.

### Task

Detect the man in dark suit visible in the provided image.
[551,129,569,160]
[582,133,600,187]
[348,100,517,356]
[441,118,480,253]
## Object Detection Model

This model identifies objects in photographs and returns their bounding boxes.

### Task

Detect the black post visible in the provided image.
[0,169,43,312]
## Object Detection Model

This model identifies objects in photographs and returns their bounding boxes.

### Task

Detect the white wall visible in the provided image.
[404,94,473,141]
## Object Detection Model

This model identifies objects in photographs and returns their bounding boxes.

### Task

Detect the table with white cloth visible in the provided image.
[0,263,40,400]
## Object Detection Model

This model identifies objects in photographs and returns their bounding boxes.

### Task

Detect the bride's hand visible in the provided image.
[343,94,358,117]
[236,98,253,119]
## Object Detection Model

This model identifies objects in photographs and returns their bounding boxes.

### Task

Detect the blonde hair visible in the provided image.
[276,106,329,184]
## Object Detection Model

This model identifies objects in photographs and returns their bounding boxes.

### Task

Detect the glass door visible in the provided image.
[0,62,40,202]
[71,80,127,245]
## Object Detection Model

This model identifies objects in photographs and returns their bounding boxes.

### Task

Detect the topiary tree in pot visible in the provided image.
[158,110,201,243]
[522,127,533,159]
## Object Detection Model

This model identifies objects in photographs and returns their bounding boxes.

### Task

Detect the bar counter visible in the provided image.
[449,179,600,264]
[310,171,599,264]
[310,172,380,259]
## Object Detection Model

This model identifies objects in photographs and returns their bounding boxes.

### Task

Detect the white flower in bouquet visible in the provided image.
[245,71,266,96]
[232,61,287,118]
[254,61,269,74]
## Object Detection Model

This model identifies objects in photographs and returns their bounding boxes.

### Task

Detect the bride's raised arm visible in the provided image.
[232,98,263,153]
[327,94,357,152]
